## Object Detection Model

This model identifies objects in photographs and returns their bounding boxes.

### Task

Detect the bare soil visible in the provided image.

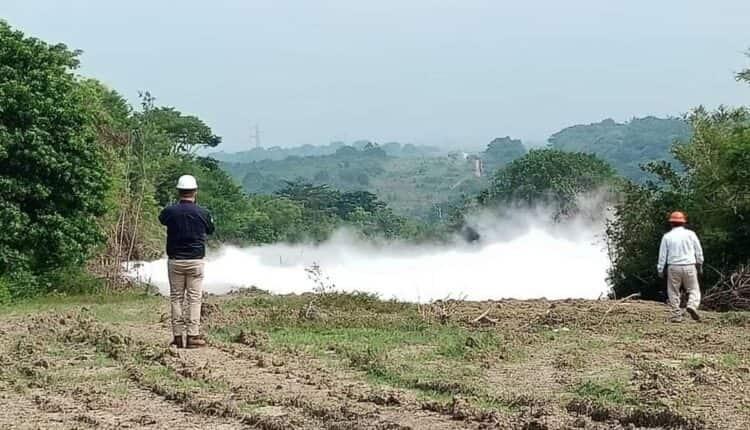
[1,291,749,429]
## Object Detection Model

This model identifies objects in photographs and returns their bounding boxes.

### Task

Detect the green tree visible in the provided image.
[607,106,750,300]
[336,191,386,219]
[0,21,109,296]
[241,195,305,243]
[548,117,691,182]
[481,136,526,172]
[737,50,750,83]
[139,104,221,154]
[479,149,616,216]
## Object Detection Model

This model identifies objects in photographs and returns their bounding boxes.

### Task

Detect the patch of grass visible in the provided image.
[342,341,483,398]
[263,324,485,398]
[414,389,453,403]
[684,354,709,370]
[316,291,414,314]
[141,365,228,393]
[619,330,644,342]
[573,379,634,406]
[208,326,239,343]
[554,349,586,369]
[218,305,523,403]
[45,343,85,359]
[0,291,160,317]
[541,329,567,342]
[53,366,127,385]
[106,381,131,399]
[220,295,287,312]
[266,325,435,352]
[475,395,521,414]
[236,400,273,414]
[720,353,741,369]
[436,330,504,360]
[91,301,162,324]
[718,312,750,327]
[345,345,391,379]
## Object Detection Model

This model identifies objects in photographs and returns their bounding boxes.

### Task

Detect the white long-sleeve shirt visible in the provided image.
[657,226,704,273]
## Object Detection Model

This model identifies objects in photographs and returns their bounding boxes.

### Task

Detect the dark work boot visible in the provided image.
[686,307,701,322]
[169,335,185,348]
[186,335,207,349]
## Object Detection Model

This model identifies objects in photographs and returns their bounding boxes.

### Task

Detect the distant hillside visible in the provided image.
[216,117,692,221]
[548,117,692,181]
[480,136,526,173]
[210,140,445,163]
[221,144,489,221]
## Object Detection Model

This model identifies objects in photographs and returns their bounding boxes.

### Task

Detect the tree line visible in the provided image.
[1,19,748,304]
[0,22,428,301]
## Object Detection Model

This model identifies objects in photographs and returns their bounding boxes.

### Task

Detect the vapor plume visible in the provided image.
[128,203,611,302]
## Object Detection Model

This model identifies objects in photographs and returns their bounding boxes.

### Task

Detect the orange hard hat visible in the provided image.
[669,211,687,223]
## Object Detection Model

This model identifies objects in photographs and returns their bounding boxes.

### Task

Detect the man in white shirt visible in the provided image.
[657,211,704,322]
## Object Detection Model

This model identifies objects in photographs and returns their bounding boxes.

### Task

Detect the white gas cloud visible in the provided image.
[128,202,612,302]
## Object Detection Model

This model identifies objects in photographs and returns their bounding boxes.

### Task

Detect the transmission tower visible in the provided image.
[249,123,261,148]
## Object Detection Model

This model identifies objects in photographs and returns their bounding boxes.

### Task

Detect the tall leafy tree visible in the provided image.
[139,104,221,154]
[479,149,616,216]
[0,21,109,296]
[608,105,750,299]
[481,136,526,172]
[548,117,691,182]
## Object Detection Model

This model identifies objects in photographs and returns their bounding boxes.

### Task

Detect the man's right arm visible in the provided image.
[158,207,168,226]
[657,236,667,275]
[692,232,704,264]
[692,231,704,275]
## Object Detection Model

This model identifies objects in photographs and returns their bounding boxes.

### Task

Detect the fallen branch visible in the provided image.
[703,264,750,311]
[594,293,641,328]
[471,308,498,325]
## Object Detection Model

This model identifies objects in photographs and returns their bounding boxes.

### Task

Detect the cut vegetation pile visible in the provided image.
[1,291,749,429]
[703,264,750,311]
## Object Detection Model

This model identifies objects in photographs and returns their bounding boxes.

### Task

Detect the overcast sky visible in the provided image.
[3,0,750,151]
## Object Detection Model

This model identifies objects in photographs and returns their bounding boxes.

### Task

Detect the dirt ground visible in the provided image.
[1,290,749,429]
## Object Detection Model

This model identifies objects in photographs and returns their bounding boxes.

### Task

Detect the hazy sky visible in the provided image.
[3,1,750,151]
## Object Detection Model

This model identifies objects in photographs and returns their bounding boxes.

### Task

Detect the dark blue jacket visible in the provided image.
[159,201,215,259]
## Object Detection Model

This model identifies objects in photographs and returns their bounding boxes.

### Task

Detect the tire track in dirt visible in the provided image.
[0,315,248,430]
[194,341,485,429]
[51,312,491,429]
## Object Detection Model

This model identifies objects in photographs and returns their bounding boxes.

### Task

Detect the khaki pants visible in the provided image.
[667,265,700,317]
[168,259,204,336]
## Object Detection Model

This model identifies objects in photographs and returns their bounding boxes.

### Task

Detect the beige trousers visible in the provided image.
[667,265,700,317]
[168,259,204,336]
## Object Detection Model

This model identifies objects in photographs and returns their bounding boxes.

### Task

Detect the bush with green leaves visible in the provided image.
[549,116,692,182]
[607,105,750,300]
[607,49,750,300]
[480,136,526,172]
[479,149,617,216]
[0,21,109,297]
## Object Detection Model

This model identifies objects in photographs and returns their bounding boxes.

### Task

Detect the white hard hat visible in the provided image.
[176,175,198,190]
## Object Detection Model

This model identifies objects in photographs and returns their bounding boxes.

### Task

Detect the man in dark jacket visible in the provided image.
[159,175,215,348]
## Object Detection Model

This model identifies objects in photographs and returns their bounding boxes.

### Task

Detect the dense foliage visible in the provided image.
[222,144,487,220]
[607,105,750,299]
[479,149,617,216]
[0,22,109,298]
[210,140,444,163]
[0,20,441,302]
[4,18,748,307]
[549,117,692,182]
[480,136,526,173]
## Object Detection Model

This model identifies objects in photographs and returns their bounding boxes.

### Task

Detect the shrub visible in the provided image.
[0,21,109,296]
